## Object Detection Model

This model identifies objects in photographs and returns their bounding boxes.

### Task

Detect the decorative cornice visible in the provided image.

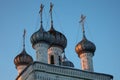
[16,61,113,80]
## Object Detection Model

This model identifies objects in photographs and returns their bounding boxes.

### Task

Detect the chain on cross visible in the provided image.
[80,14,86,35]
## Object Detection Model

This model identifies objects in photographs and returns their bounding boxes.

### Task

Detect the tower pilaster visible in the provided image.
[48,47,63,65]
[80,53,94,72]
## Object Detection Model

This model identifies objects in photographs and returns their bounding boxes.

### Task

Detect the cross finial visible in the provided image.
[39,4,44,25]
[49,2,54,27]
[79,14,86,37]
[23,29,26,50]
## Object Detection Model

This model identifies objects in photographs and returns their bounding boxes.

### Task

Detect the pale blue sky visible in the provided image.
[0,0,120,80]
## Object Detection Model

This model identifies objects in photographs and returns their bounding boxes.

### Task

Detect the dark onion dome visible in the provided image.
[30,4,51,48]
[30,4,52,48]
[30,25,51,48]
[75,35,96,56]
[48,3,67,49]
[62,54,74,67]
[62,60,74,67]
[14,49,33,67]
[48,26,67,49]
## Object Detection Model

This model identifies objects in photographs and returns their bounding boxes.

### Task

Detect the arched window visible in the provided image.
[50,55,54,64]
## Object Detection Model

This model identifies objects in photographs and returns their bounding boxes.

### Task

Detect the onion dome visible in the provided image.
[14,49,33,67]
[48,3,67,49]
[75,35,96,55]
[14,29,33,67]
[48,25,67,49]
[30,25,51,48]
[30,4,51,48]
[62,53,74,67]
[75,14,96,56]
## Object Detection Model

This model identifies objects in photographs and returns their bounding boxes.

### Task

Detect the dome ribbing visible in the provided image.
[14,49,33,67]
[75,35,96,56]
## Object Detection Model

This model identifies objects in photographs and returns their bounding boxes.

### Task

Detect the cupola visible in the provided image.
[48,3,67,50]
[75,35,96,55]
[75,14,96,72]
[30,4,51,48]
[14,29,33,74]
[14,48,33,67]
[75,14,96,56]
[62,53,74,67]
[48,25,67,49]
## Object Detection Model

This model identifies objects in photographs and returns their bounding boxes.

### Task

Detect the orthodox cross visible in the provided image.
[49,2,54,22]
[23,29,26,50]
[39,4,44,24]
[80,14,86,36]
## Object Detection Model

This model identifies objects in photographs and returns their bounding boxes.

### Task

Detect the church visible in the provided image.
[14,3,113,80]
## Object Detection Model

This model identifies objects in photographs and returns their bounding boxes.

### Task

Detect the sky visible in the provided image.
[0,0,120,80]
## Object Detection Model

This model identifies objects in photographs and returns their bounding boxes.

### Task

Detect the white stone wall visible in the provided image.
[80,53,94,72]
[34,43,49,63]
[17,65,33,80]
[34,71,82,80]
[16,62,113,80]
